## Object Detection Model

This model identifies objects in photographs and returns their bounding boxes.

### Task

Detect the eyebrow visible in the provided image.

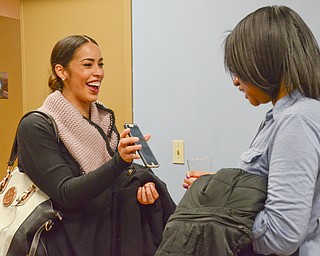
[80,58,104,62]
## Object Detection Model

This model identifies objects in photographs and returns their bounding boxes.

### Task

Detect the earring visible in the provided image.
[62,78,65,81]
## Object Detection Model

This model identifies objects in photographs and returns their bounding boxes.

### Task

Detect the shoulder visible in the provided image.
[18,112,57,139]
[277,96,320,126]
[20,112,50,127]
[289,96,320,112]
[272,99,320,148]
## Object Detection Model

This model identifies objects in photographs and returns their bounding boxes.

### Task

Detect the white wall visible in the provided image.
[132,0,320,203]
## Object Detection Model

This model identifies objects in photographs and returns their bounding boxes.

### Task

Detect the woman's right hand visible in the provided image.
[118,128,143,163]
[183,170,215,189]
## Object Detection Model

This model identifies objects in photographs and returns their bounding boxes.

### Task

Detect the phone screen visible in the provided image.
[124,123,159,168]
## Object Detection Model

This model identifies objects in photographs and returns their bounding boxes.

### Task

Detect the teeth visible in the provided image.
[87,82,100,87]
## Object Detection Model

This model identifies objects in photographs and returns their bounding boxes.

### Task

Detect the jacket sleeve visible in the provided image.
[17,113,131,209]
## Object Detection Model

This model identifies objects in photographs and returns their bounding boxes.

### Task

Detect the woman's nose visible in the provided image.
[93,66,104,77]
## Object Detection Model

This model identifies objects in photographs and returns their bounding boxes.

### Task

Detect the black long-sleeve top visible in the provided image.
[17,113,131,255]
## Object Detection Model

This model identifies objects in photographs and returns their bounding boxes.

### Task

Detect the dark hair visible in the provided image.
[224,5,320,100]
[48,35,99,92]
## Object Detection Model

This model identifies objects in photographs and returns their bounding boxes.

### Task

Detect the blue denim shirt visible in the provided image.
[237,90,320,256]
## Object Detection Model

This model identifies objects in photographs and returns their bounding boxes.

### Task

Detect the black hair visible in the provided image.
[224,5,320,100]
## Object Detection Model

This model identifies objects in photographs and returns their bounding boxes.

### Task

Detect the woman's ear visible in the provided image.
[55,64,67,81]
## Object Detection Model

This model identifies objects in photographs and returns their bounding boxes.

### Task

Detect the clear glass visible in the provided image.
[187,156,213,177]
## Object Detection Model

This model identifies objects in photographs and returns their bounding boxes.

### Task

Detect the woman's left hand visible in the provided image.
[137,182,159,205]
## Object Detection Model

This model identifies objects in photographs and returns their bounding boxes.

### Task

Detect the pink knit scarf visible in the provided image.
[38,91,118,173]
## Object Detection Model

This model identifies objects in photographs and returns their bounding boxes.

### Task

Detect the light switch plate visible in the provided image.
[173,140,184,164]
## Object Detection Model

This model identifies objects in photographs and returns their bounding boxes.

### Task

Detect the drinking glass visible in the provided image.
[187,156,213,178]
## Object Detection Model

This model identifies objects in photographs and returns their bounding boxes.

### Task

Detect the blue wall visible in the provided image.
[132,0,320,203]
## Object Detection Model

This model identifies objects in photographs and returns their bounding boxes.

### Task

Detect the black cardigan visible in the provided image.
[17,113,175,255]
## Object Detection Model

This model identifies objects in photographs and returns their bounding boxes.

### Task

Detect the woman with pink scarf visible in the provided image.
[16,35,166,255]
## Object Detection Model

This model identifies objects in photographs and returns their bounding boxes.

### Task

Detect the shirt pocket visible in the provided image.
[240,148,263,163]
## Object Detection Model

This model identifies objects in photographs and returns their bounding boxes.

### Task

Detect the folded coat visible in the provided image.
[156,168,267,256]
[111,163,176,256]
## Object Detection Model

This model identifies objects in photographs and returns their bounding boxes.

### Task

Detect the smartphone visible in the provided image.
[124,123,160,168]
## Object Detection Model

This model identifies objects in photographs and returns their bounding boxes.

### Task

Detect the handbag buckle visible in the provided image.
[15,184,37,206]
[0,166,13,194]
[45,220,54,231]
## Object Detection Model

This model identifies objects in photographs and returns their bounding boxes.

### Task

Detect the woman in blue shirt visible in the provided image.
[185,5,320,255]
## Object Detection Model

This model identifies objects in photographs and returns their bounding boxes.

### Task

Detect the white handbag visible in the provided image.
[0,111,62,256]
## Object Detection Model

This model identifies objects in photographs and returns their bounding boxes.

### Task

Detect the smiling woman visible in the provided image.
[51,36,104,119]
[13,35,175,255]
